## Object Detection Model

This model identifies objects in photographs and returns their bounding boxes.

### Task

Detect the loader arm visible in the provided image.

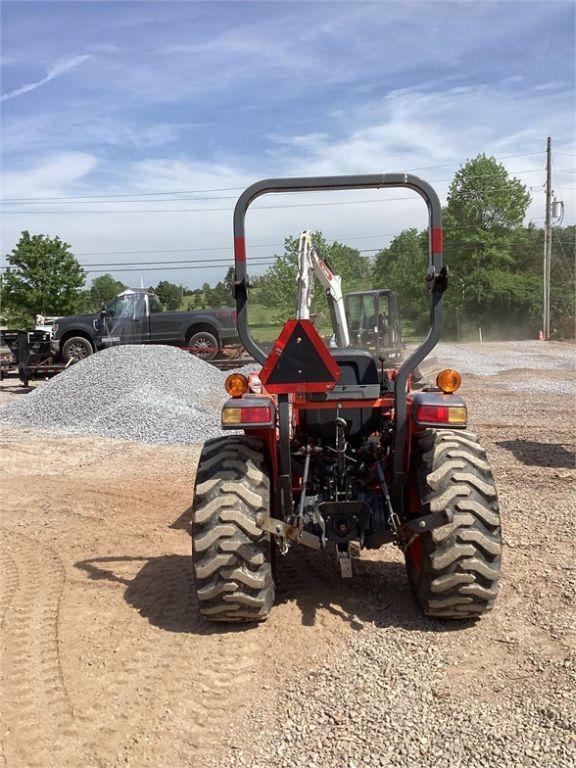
[296,231,350,348]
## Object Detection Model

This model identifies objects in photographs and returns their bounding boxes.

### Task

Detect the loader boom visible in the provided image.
[295,231,350,348]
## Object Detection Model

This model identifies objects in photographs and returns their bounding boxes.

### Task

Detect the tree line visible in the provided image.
[1,155,574,338]
[258,155,574,339]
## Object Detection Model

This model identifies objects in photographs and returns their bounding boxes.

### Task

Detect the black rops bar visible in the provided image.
[232,173,444,499]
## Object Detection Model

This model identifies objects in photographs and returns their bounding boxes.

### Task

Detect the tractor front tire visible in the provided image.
[405,429,502,619]
[192,436,275,622]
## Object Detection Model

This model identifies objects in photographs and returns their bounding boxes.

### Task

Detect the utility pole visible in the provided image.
[543,136,552,340]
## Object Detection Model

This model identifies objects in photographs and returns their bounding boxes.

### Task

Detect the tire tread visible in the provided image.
[192,436,274,622]
[406,429,502,620]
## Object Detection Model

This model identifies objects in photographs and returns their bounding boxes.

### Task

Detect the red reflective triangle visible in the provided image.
[260,319,340,394]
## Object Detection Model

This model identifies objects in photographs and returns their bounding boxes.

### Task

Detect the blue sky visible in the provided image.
[1,0,575,289]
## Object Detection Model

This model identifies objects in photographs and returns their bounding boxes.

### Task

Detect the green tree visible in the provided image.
[443,155,532,334]
[2,231,86,324]
[259,238,299,321]
[155,280,181,311]
[261,233,369,323]
[373,228,429,332]
[549,225,575,338]
[224,266,235,290]
[89,274,127,309]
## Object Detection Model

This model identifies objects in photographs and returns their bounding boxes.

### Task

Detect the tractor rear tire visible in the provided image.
[405,429,502,619]
[192,436,275,622]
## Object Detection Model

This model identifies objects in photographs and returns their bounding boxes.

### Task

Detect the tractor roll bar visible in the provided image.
[232,174,444,496]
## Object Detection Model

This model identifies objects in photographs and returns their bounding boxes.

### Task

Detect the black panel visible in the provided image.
[266,321,338,385]
[299,406,382,443]
[329,349,380,385]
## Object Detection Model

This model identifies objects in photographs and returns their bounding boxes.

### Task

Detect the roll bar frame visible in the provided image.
[232,174,445,500]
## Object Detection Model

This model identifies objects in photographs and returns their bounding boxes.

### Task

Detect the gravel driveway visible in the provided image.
[0,341,574,768]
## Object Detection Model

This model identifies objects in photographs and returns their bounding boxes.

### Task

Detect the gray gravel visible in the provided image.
[211,344,576,768]
[219,625,575,768]
[502,378,576,396]
[0,345,236,444]
[434,341,575,376]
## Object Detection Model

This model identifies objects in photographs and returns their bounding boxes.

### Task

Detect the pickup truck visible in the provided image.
[51,289,239,362]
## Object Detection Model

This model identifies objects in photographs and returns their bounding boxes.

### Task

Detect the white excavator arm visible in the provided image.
[296,231,350,348]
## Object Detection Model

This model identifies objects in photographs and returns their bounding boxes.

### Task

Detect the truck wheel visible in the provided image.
[192,436,274,622]
[405,429,501,619]
[187,331,219,361]
[62,336,93,363]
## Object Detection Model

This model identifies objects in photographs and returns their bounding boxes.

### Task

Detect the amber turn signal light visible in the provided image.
[436,368,462,394]
[224,373,248,398]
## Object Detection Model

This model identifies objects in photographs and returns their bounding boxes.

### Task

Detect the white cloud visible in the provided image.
[1,54,92,102]
[1,152,98,201]
[1,81,573,288]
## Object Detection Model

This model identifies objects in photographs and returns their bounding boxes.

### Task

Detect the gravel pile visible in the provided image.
[0,345,239,444]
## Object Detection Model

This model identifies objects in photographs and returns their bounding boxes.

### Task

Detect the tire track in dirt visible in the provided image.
[0,543,19,768]
[0,527,79,768]
[185,632,262,751]
[121,539,267,758]
[134,627,264,764]
[0,545,19,631]
[130,563,265,764]
[71,554,194,763]
[75,551,265,766]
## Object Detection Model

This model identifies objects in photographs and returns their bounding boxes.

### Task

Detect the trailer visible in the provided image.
[0,330,71,387]
[0,328,255,387]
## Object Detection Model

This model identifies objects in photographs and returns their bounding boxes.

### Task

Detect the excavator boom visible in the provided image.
[296,231,350,347]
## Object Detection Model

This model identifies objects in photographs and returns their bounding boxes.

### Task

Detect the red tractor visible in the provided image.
[191,174,501,622]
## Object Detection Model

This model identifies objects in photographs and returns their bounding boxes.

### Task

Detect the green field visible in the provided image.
[179,289,420,346]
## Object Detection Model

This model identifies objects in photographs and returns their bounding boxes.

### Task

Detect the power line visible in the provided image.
[3,223,572,267]
[1,186,245,203]
[83,262,278,275]
[4,236,572,273]
[0,197,421,214]
[552,230,575,283]
[0,183,551,216]
[67,231,576,259]
[1,221,572,268]
[0,152,549,203]
[81,254,285,268]
[0,170,552,207]
[76,241,570,269]
[72,233,399,256]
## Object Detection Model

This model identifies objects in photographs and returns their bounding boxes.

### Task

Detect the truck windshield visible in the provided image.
[106,293,141,319]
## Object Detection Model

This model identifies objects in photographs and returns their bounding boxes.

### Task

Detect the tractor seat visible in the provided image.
[301,349,383,442]
[309,348,381,401]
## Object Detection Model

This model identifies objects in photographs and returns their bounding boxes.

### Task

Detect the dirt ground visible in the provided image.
[0,342,574,767]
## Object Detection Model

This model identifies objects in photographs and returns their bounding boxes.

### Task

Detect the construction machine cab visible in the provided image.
[344,289,402,361]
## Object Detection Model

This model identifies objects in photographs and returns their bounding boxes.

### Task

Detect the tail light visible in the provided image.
[411,392,467,428]
[415,404,467,425]
[221,396,275,429]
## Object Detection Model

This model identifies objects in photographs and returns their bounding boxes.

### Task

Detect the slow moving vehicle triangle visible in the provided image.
[259,319,340,394]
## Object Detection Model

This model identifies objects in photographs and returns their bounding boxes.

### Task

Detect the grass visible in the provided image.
[178,292,420,345]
